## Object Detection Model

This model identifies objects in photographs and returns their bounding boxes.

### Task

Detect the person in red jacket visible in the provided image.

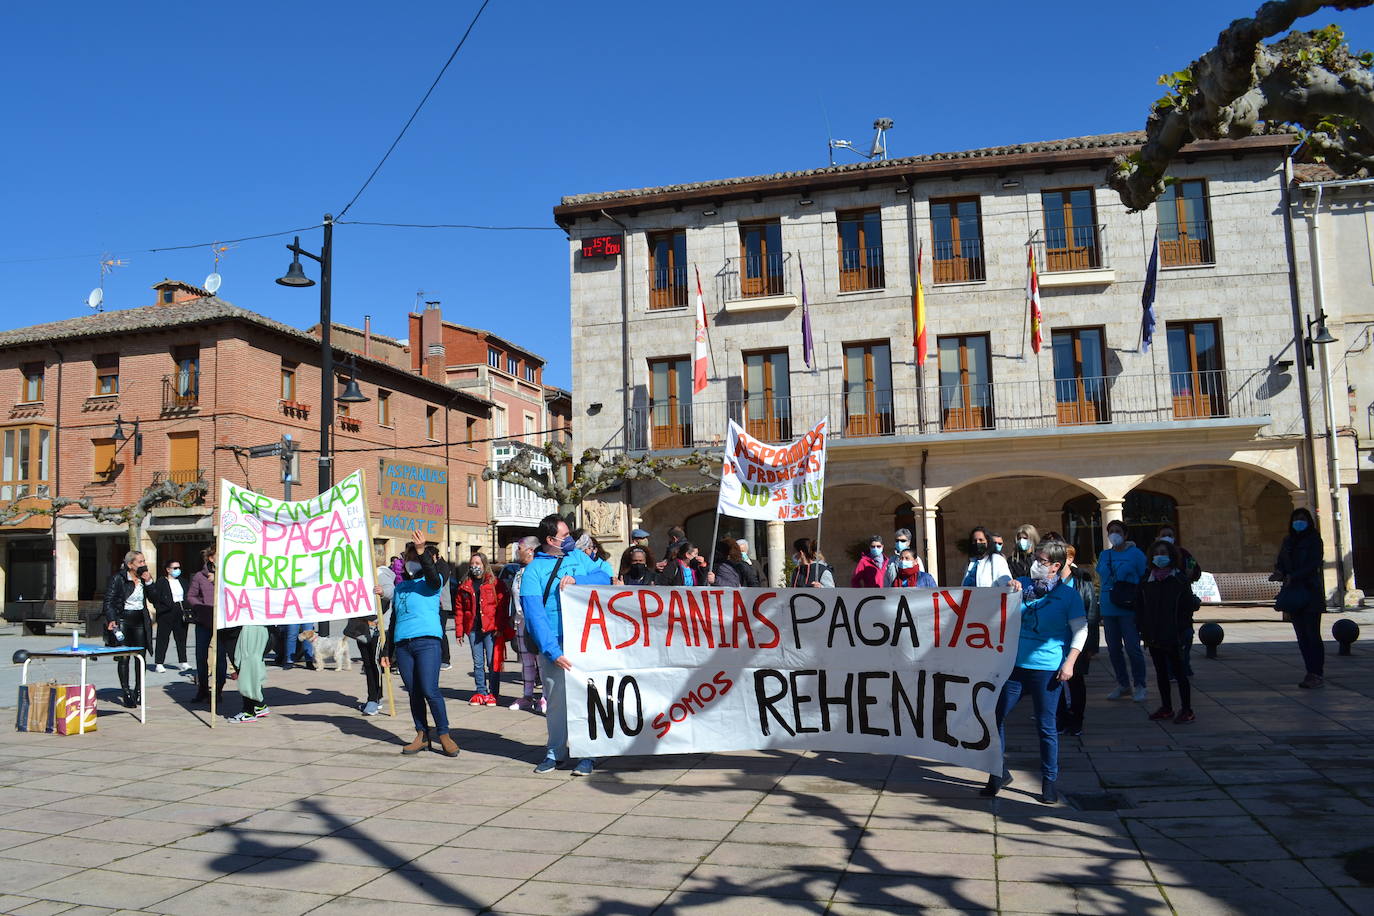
[851,534,889,588]
[455,552,511,707]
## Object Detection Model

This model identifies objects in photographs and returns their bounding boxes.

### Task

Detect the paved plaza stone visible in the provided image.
[1,609,1372,914]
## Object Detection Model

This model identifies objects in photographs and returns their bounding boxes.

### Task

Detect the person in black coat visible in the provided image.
[1057,544,1099,736]
[147,558,190,672]
[619,547,657,586]
[1273,506,1327,688]
[1136,540,1199,724]
[102,550,154,707]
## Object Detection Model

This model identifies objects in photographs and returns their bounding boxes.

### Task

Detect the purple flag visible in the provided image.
[1141,230,1159,352]
[800,262,814,368]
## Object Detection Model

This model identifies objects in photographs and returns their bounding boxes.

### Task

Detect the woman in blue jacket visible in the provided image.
[383,531,459,757]
[1096,519,1148,702]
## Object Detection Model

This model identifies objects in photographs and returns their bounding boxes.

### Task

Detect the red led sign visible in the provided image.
[581,235,623,258]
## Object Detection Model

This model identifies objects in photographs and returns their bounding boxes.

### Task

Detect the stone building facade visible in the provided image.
[556,131,1356,597]
[0,281,492,615]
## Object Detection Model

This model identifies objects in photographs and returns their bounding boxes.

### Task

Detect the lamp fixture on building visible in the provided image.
[798,197,814,206]
[111,416,142,460]
[1001,178,1022,189]
[336,355,370,404]
[702,209,718,217]
[274,217,336,496]
[1304,310,1338,368]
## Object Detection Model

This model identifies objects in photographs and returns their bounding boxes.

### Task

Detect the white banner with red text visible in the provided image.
[564,585,1019,773]
[215,470,378,628]
[717,418,827,521]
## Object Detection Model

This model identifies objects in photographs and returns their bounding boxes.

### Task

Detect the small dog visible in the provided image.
[300,630,352,671]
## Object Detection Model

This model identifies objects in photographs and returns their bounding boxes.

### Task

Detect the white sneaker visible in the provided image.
[154,664,166,673]
[179,662,191,672]
[538,696,548,715]
[1132,686,1148,702]
[440,663,453,671]
[227,712,257,723]
[1106,686,1128,700]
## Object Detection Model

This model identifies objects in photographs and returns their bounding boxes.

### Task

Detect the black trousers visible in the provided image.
[194,623,211,697]
[216,627,241,701]
[355,628,383,703]
[1149,646,1192,711]
[440,611,452,664]
[115,613,148,694]
[1057,655,1092,733]
[155,611,188,665]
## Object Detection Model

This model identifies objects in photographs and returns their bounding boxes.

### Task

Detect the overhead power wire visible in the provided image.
[339,220,560,231]
[334,0,494,221]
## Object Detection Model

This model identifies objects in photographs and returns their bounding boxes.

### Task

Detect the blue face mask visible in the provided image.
[170,569,181,578]
[1292,520,1309,532]
[559,535,577,553]
[1152,555,1171,568]
[870,546,883,558]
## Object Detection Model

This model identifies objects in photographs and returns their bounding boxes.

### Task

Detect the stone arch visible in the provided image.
[938,469,1107,503]
[1115,456,1300,500]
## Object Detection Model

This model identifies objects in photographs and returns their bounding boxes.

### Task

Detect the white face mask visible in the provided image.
[1107,533,1124,547]
[1030,560,1052,581]
[1158,535,1175,544]
[1017,538,1032,553]
[405,560,422,576]
[899,559,916,570]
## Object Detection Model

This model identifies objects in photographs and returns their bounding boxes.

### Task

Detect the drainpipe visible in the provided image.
[601,209,633,539]
[1306,183,1349,606]
[1282,147,1321,512]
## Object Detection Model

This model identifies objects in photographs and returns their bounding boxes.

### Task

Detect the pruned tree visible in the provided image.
[0,478,209,549]
[483,441,720,518]
[1110,0,1374,211]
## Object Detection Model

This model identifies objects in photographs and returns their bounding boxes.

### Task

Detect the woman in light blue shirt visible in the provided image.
[383,532,458,758]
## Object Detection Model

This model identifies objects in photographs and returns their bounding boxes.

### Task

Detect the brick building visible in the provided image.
[556,131,1357,597]
[0,280,492,619]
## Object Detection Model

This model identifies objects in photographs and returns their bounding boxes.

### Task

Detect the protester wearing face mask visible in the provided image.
[851,535,889,588]
[992,533,1006,555]
[1097,519,1149,702]
[711,538,748,588]
[1272,507,1327,688]
[735,539,762,588]
[1055,544,1098,737]
[456,552,511,707]
[499,537,543,711]
[573,530,616,580]
[619,546,656,586]
[187,547,218,704]
[1006,524,1040,579]
[890,548,937,588]
[149,558,191,674]
[521,514,612,775]
[882,529,915,586]
[657,541,716,586]
[1156,525,1200,680]
[983,538,1086,804]
[962,526,1013,588]
[1135,540,1198,724]
[102,550,154,708]
[789,538,834,588]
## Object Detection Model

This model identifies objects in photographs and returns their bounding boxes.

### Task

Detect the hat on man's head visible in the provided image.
[631,528,651,539]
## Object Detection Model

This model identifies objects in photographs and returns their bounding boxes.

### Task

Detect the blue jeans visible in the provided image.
[394,636,449,736]
[1102,614,1147,689]
[283,623,315,667]
[537,654,569,762]
[996,667,1060,781]
[469,628,499,696]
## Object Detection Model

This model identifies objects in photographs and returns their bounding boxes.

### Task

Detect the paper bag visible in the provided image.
[16,683,57,733]
[55,684,97,735]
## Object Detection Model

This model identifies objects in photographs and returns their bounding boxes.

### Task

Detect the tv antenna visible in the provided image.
[204,242,236,295]
[87,255,128,312]
[829,118,894,166]
[414,289,439,310]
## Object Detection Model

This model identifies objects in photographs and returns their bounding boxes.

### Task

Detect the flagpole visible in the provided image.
[1021,240,1031,359]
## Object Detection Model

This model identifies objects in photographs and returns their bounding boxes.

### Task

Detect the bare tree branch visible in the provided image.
[1109,0,1374,211]
[0,478,209,548]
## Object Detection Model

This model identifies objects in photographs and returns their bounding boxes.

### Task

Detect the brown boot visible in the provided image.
[436,732,460,758]
[401,730,430,755]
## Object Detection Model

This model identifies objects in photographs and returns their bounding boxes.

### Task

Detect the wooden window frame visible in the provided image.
[841,340,895,437]
[1050,326,1110,425]
[94,354,119,396]
[936,333,994,431]
[487,348,500,369]
[648,356,693,449]
[172,345,199,406]
[1,424,51,500]
[92,437,117,482]
[465,417,476,449]
[378,390,392,427]
[738,220,784,298]
[648,229,689,309]
[929,197,985,284]
[836,209,885,292]
[167,430,201,484]
[1040,187,1102,271]
[20,363,43,404]
[426,406,438,441]
[1158,178,1215,267]
[1166,319,1228,418]
[524,365,536,382]
[280,361,297,402]
[742,349,792,441]
[467,474,479,507]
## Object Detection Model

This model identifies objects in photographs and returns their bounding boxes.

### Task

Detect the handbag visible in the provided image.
[1275,581,1311,615]
[1105,553,1137,610]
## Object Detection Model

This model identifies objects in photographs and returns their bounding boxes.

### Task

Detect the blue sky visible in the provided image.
[3,1,1372,388]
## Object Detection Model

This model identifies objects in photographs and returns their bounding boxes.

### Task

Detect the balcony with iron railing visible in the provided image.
[626,368,1272,451]
[930,237,987,284]
[162,370,199,411]
[1030,224,1113,286]
[1159,218,1215,268]
[150,468,207,505]
[492,490,558,524]
[647,264,690,310]
[721,252,794,304]
[838,246,885,292]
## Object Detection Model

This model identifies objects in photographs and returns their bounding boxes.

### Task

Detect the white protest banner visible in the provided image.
[215,470,378,628]
[564,585,1019,774]
[718,418,826,521]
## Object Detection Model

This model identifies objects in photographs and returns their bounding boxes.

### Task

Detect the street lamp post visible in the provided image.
[1306,309,1345,606]
[276,215,334,496]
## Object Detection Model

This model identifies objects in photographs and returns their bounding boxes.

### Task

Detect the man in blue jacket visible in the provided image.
[522,513,612,775]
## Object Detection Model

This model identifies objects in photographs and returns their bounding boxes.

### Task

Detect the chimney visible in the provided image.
[421,301,444,383]
[363,315,372,357]
[151,279,210,307]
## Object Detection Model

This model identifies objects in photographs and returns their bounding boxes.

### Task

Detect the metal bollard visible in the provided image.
[1332,618,1360,656]
[1198,622,1224,659]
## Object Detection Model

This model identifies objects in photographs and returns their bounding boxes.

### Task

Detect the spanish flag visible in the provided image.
[913,240,927,367]
[1027,245,1043,355]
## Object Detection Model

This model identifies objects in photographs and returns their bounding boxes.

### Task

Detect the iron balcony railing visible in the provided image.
[647,264,690,310]
[722,251,793,299]
[162,370,199,410]
[626,368,1271,450]
[150,469,207,505]
[493,491,559,523]
[930,237,987,284]
[1158,219,1215,267]
[1030,224,1111,273]
[838,246,885,292]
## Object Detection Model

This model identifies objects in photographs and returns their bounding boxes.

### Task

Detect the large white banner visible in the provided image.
[216,471,378,628]
[564,585,1020,774]
[717,418,827,521]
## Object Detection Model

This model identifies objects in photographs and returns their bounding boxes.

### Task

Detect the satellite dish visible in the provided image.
[87,288,103,310]
[204,273,222,294]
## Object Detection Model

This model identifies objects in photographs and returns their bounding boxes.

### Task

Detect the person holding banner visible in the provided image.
[188,548,215,704]
[788,538,833,588]
[618,546,656,587]
[983,539,1086,804]
[521,513,612,775]
[383,531,460,757]
[889,548,936,589]
[882,529,915,586]
[229,624,271,722]
[657,541,715,587]
[851,535,890,588]
[962,527,1013,588]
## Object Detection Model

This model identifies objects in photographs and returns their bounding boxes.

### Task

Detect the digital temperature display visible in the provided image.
[581,235,623,258]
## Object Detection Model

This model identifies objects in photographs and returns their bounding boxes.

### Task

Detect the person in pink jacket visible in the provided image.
[851,534,889,587]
